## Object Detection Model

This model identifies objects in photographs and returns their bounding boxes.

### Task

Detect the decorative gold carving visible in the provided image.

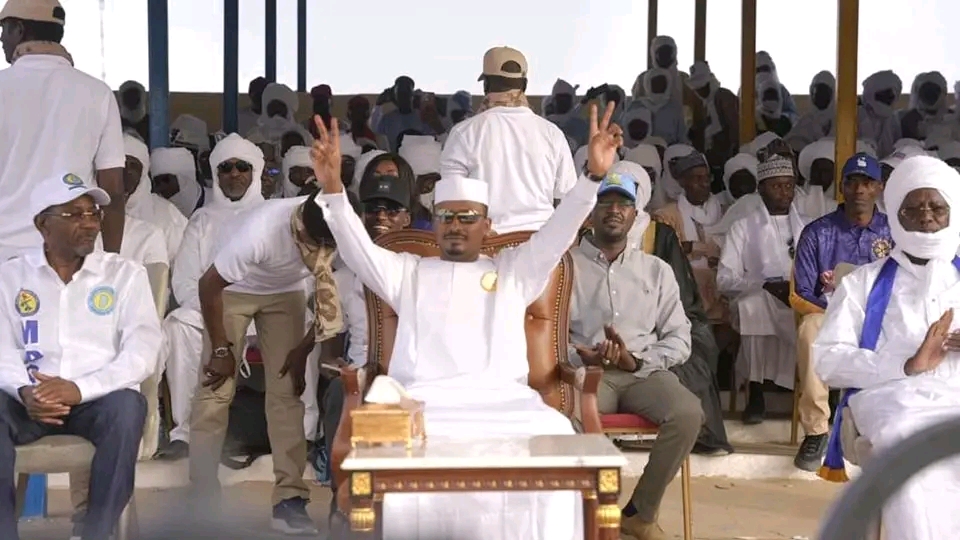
[597,469,619,494]
[504,480,513,488]
[596,503,621,529]
[425,481,435,489]
[351,472,372,496]
[534,480,545,488]
[350,507,376,531]
[350,401,426,449]
[583,489,598,500]
[456,481,466,488]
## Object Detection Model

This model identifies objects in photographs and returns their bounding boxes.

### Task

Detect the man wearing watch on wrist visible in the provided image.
[569,170,704,540]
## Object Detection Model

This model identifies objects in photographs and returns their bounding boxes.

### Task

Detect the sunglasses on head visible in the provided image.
[217,160,252,174]
[434,209,484,225]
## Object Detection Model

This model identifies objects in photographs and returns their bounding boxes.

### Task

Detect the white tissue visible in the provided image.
[365,375,411,404]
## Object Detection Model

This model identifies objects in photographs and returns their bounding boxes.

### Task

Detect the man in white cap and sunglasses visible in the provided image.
[0,173,161,540]
[0,0,126,262]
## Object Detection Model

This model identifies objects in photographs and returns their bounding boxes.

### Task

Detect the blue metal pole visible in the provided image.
[223,0,239,134]
[297,0,307,92]
[146,0,169,149]
[265,0,277,83]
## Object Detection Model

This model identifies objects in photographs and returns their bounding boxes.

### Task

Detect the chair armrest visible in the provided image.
[559,361,603,434]
[330,363,379,499]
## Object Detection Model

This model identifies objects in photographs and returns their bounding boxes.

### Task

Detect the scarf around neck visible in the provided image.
[12,41,73,65]
[476,90,530,114]
[677,194,722,242]
[290,204,343,342]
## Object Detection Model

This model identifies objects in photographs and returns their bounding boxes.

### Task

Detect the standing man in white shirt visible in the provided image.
[0,174,161,540]
[440,46,578,234]
[192,190,345,536]
[0,0,125,261]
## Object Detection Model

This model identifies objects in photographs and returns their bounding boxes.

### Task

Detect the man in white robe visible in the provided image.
[796,138,839,219]
[123,134,187,259]
[718,155,809,424]
[309,104,623,540]
[814,156,960,540]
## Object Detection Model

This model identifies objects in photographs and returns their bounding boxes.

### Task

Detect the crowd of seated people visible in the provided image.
[4,1,960,538]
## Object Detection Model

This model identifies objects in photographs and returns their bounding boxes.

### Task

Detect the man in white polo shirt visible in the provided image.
[191,190,348,536]
[0,0,126,261]
[0,173,161,540]
[440,46,578,233]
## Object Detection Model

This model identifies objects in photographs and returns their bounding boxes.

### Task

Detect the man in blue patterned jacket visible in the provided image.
[789,152,892,471]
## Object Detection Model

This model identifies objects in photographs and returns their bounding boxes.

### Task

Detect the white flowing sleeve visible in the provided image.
[717,220,765,294]
[171,219,204,309]
[812,271,911,389]
[507,175,599,304]
[315,191,415,310]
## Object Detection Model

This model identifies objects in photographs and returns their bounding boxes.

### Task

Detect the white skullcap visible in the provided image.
[881,144,929,168]
[434,177,489,206]
[885,156,960,260]
[398,135,442,176]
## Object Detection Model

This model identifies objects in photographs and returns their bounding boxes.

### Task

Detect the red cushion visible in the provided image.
[245,346,263,364]
[601,413,659,430]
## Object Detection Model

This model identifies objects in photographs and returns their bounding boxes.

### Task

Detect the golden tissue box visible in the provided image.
[350,400,426,449]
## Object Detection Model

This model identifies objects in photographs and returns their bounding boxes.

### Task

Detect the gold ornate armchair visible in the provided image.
[329,229,605,503]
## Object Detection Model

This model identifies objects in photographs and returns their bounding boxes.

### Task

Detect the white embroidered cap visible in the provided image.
[434,176,489,206]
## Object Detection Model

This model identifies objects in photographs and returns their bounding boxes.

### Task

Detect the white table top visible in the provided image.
[341,434,627,471]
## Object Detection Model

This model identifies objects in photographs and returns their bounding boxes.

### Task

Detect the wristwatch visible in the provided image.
[581,164,606,183]
[630,353,646,373]
[212,344,233,358]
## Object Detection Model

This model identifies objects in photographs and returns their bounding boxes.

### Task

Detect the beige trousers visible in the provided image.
[189,290,309,505]
[796,313,830,436]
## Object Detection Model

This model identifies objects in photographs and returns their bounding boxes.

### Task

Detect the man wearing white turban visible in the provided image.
[629,68,689,145]
[858,71,903,158]
[280,145,315,198]
[124,134,188,259]
[796,138,840,219]
[718,155,810,424]
[151,146,204,218]
[154,134,265,463]
[898,71,951,142]
[785,71,836,151]
[118,79,150,145]
[246,83,301,149]
[686,61,739,169]
[814,156,960,540]
[755,52,798,122]
[755,72,793,138]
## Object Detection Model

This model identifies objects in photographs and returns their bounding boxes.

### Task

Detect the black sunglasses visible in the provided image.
[218,160,252,174]
[364,202,406,217]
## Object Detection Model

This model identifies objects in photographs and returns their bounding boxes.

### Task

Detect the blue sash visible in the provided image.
[819,256,960,481]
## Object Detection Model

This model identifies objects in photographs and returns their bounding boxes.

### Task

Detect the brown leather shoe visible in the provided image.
[620,514,667,540]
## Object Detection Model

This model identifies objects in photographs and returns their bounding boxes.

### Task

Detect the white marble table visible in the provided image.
[341,434,628,540]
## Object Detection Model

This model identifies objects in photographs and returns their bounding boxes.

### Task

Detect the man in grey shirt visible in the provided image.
[569,170,704,540]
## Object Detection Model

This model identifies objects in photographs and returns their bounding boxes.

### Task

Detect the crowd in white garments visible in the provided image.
[3,1,960,539]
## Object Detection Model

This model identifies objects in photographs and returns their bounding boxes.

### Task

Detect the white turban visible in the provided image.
[171,114,210,152]
[722,153,759,193]
[619,107,654,148]
[614,161,654,251]
[398,135,442,176]
[739,131,781,157]
[623,144,662,185]
[885,155,960,260]
[206,133,265,212]
[150,147,201,217]
[281,146,313,198]
[660,144,696,201]
[118,80,147,123]
[862,71,902,118]
[756,72,783,118]
[434,176,488,206]
[123,134,153,215]
[261,83,299,120]
[798,139,835,182]
[882,144,930,169]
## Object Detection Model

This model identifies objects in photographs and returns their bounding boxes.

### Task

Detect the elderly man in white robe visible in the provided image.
[154,135,265,461]
[814,156,960,540]
[309,102,623,540]
[718,155,809,424]
[123,134,187,258]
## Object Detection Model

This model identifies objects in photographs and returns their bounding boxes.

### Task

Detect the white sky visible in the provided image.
[59,0,960,96]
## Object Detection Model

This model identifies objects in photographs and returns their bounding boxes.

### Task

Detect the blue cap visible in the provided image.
[598,172,638,201]
[842,152,882,182]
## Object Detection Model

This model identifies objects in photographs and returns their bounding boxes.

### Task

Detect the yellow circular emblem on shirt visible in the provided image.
[15,289,39,317]
[88,286,116,316]
[62,173,84,187]
[871,238,891,258]
[480,271,498,292]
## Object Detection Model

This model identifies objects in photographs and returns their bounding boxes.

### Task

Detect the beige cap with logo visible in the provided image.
[0,0,65,25]
[478,46,528,81]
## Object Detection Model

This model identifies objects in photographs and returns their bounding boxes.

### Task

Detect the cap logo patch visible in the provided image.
[62,173,84,190]
[857,157,867,167]
[377,181,391,192]
[606,173,622,185]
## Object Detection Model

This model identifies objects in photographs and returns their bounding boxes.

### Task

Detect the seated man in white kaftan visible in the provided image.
[814,156,960,540]
[717,155,809,424]
[309,105,623,540]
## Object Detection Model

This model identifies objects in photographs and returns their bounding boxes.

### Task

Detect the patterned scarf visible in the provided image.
[290,204,343,342]
[12,41,73,65]
[475,90,530,114]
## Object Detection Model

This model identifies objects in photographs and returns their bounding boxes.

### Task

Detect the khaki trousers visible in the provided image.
[189,290,308,505]
[598,370,704,523]
[796,313,830,436]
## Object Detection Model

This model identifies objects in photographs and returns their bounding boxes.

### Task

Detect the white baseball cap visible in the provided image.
[30,173,111,219]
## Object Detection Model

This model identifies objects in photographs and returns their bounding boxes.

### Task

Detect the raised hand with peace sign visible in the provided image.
[585,101,624,179]
[310,115,344,194]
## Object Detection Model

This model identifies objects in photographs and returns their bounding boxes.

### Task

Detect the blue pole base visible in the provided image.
[19,474,47,520]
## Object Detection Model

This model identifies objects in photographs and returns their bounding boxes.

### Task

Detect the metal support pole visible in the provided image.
[297,0,307,92]
[834,0,860,200]
[738,0,757,145]
[265,0,277,83]
[223,0,239,134]
[694,0,707,63]
[646,0,658,70]
[146,0,169,149]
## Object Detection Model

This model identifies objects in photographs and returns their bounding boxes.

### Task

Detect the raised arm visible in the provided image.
[511,102,623,303]
[310,117,413,309]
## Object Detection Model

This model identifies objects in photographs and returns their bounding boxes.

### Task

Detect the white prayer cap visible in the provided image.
[30,173,110,219]
[398,135,442,176]
[434,176,488,206]
[884,155,960,260]
[881,144,929,169]
[894,138,924,151]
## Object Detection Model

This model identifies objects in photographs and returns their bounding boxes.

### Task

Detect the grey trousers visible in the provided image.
[598,370,704,523]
